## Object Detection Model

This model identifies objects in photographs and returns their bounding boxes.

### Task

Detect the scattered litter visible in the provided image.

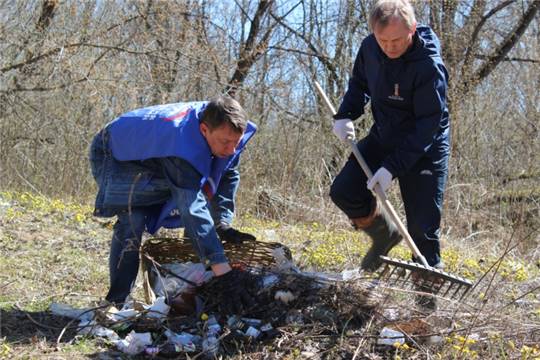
[78,320,120,341]
[382,308,400,321]
[241,317,262,327]
[260,274,280,288]
[341,268,362,280]
[152,262,212,298]
[144,342,183,357]
[164,329,198,352]
[114,330,152,355]
[49,303,94,322]
[106,306,138,322]
[515,299,540,308]
[144,296,170,319]
[245,326,260,338]
[67,244,418,357]
[285,309,305,325]
[202,315,221,356]
[377,327,405,346]
[271,246,297,271]
[275,290,296,304]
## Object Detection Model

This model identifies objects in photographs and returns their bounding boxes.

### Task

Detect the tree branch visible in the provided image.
[268,9,339,89]
[462,0,515,74]
[473,0,540,82]
[227,0,286,97]
[474,54,540,64]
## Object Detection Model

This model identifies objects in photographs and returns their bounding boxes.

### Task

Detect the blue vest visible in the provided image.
[106,101,257,232]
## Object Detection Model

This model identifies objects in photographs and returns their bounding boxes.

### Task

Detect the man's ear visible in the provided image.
[200,122,209,138]
[410,21,417,34]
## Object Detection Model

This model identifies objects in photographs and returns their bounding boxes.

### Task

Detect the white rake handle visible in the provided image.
[314,81,430,268]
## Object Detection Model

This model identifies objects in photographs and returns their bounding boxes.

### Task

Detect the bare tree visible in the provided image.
[0,0,537,233]
[226,0,277,97]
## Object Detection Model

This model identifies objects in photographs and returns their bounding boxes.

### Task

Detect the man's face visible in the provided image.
[200,122,243,158]
[373,18,416,59]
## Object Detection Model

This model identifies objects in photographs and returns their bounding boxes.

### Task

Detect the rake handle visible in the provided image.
[314,81,430,268]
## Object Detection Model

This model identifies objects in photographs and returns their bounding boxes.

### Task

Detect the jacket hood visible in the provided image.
[404,24,442,61]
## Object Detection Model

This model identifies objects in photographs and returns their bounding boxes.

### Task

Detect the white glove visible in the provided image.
[332,118,355,141]
[367,167,393,193]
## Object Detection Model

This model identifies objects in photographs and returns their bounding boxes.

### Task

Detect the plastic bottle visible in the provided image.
[164,329,197,352]
[244,326,260,338]
[144,343,182,357]
[377,327,405,346]
[202,315,220,356]
[202,334,219,356]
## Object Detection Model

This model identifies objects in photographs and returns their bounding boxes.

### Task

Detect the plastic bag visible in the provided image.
[151,262,212,315]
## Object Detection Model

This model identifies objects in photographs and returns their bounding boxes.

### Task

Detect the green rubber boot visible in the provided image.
[354,202,402,272]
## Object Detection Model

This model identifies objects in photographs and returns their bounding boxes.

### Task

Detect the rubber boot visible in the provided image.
[352,201,402,272]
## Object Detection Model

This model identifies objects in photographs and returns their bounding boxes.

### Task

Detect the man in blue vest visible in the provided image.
[90,96,257,313]
[330,0,449,275]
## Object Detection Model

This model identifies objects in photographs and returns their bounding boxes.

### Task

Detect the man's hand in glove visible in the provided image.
[367,167,393,193]
[333,118,355,141]
[215,222,256,244]
[214,268,255,314]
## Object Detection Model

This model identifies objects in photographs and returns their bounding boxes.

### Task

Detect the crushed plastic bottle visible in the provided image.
[202,315,220,356]
[144,343,183,357]
[377,327,405,346]
[202,335,219,356]
[260,274,280,289]
[164,329,197,352]
[241,317,262,327]
[244,326,260,338]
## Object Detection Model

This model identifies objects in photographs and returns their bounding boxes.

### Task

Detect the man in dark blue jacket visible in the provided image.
[90,96,257,312]
[330,0,449,272]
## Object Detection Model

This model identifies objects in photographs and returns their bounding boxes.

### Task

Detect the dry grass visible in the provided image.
[1,191,539,359]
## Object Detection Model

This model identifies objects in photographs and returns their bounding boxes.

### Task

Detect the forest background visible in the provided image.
[1,0,538,247]
[0,0,539,358]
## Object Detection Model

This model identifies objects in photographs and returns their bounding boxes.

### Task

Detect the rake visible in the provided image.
[314,81,472,300]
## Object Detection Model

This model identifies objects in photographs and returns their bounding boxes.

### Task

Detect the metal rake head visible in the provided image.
[377,256,473,301]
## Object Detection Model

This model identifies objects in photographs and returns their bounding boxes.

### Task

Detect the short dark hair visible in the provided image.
[200,96,247,133]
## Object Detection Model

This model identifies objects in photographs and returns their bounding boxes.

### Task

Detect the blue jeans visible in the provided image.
[90,128,239,304]
[107,209,147,304]
[330,136,448,266]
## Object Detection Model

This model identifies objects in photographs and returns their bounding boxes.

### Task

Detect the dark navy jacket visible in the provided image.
[335,25,450,177]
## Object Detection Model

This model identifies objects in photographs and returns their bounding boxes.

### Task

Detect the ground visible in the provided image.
[1,191,539,359]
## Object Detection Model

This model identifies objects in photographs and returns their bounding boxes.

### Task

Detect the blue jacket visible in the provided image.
[99,101,256,236]
[335,25,450,177]
[107,101,256,196]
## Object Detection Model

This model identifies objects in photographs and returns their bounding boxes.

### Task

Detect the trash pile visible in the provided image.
[50,245,387,357]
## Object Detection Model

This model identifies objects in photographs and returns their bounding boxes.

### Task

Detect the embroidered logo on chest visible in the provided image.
[388,83,404,101]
